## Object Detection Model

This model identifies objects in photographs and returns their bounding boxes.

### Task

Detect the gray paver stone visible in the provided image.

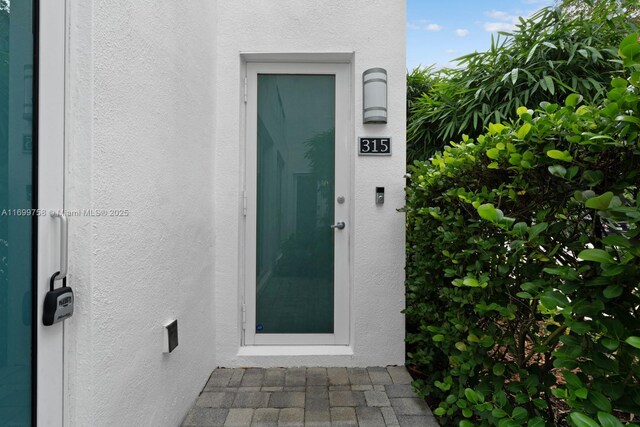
[327,367,350,386]
[196,392,236,408]
[251,408,279,427]
[305,408,331,427]
[364,390,391,407]
[269,391,305,408]
[385,384,416,398]
[367,367,393,385]
[306,386,328,399]
[264,368,285,387]
[329,385,350,391]
[228,369,245,387]
[347,368,371,385]
[351,385,373,391]
[355,406,386,427]
[380,407,400,426]
[330,407,357,426]
[262,387,283,392]
[224,408,254,427]
[241,368,265,387]
[305,398,329,411]
[386,367,413,385]
[390,398,432,416]
[182,407,229,427]
[283,386,305,392]
[306,368,328,386]
[232,392,270,408]
[278,408,304,427]
[285,368,306,386]
[239,386,262,392]
[328,390,365,407]
[397,415,440,427]
[206,369,234,389]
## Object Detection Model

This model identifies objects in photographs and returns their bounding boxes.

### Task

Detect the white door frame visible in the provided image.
[243,62,351,346]
[36,0,66,424]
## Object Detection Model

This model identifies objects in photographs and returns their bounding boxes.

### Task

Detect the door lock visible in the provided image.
[330,222,345,230]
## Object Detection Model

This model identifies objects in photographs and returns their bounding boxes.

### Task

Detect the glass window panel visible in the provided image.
[256,74,335,334]
[0,0,35,424]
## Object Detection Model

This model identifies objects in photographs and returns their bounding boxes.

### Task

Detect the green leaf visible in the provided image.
[455,341,467,351]
[589,391,611,412]
[566,93,583,107]
[611,77,627,88]
[529,222,548,239]
[511,68,519,85]
[602,235,631,248]
[493,364,505,376]
[597,412,624,427]
[433,334,444,342]
[459,421,474,427]
[568,412,599,427]
[600,338,619,351]
[603,285,623,299]
[517,122,532,139]
[487,148,500,159]
[544,76,555,95]
[548,165,567,177]
[477,203,501,222]
[516,106,528,116]
[625,336,640,349]
[575,388,588,399]
[547,149,572,162]
[578,249,615,264]
[512,407,527,422]
[433,407,446,416]
[464,388,477,404]
[527,417,544,427]
[584,192,613,210]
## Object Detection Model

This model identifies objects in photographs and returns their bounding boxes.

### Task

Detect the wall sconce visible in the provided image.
[363,68,387,124]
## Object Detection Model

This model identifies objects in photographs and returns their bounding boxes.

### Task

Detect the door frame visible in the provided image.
[36,0,66,424]
[243,61,351,346]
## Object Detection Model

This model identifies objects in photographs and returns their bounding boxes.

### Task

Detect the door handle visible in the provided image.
[330,221,345,230]
[50,212,68,280]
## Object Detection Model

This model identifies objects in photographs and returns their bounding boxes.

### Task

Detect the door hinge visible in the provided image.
[242,302,246,331]
[244,76,248,103]
[242,190,247,216]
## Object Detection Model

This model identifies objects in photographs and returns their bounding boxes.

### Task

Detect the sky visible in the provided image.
[407,0,555,70]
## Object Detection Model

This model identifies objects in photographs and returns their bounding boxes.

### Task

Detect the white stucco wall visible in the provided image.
[214,0,407,367]
[64,1,217,426]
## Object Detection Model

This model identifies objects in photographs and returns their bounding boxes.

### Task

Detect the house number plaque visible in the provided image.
[358,137,391,156]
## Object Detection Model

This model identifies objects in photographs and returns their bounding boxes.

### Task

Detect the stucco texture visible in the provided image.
[65,1,217,426]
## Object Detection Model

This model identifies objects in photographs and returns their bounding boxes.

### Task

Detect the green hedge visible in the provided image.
[405,34,640,426]
[406,1,639,163]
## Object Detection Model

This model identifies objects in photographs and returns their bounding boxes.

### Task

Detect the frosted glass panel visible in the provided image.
[256,74,335,334]
[0,1,35,425]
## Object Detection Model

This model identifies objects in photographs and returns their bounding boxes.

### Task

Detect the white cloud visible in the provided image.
[407,22,420,30]
[485,10,515,21]
[483,22,517,32]
[424,24,443,31]
[455,28,470,37]
[446,49,458,54]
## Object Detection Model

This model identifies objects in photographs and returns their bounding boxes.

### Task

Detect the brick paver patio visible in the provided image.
[181,366,438,427]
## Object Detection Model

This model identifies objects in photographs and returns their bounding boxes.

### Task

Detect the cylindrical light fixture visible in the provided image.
[363,68,387,124]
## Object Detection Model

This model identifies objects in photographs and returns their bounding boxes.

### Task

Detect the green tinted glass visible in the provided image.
[0,0,35,424]
[256,74,335,334]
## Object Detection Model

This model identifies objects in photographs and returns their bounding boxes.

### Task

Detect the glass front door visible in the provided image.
[245,62,350,345]
[0,0,36,424]
[255,74,336,335]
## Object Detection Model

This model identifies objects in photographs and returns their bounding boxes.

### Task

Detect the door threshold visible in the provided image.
[238,345,354,357]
